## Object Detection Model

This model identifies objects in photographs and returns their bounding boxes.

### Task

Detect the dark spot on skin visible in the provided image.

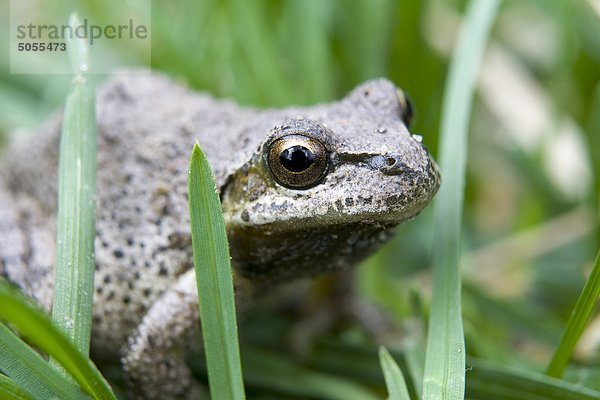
[128,281,134,290]
[144,261,151,268]
[344,197,354,206]
[249,192,260,202]
[103,275,111,284]
[241,210,250,222]
[270,202,288,212]
[107,291,115,300]
[101,241,109,248]
[168,232,191,248]
[140,242,145,249]
[359,196,373,205]
[143,288,152,298]
[123,295,131,304]
[93,315,101,324]
[154,218,162,227]
[134,271,141,279]
[134,206,142,214]
[147,334,156,348]
[113,249,124,259]
[135,155,151,166]
[126,237,134,246]
[96,287,103,295]
[136,304,145,315]
[386,157,396,166]
[114,82,133,101]
[154,245,168,254]
[95,263,100,271]
[125,174,133,183]
[385,194,407,207]
[158,266,168,276]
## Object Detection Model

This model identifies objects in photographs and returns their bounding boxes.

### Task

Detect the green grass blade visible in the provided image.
[282,0,333,103]
[51,12,97,358]
[546,249,600,377]
[468,359,600,400]
[588,85,600,213]
[0,323,88,400]
[188,143,245,400]
[229,0,292,105]
[336,0,394,82]
[299,340,600,400]
[0,373,35,400]
[379,347,412,400]
[423,0,501,398]
[0,281,116,400]
[242,347,380,400]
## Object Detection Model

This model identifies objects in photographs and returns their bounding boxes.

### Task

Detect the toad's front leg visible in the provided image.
[122,269,207,400]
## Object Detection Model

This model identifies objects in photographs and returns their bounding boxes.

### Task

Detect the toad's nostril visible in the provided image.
[380,155,405,175]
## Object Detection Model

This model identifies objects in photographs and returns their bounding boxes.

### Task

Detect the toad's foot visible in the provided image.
[122,269,207,400]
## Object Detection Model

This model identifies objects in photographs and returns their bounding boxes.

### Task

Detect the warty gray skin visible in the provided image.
[0,72,440,399]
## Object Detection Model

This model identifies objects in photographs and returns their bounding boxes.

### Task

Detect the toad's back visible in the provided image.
[0,73,288,354]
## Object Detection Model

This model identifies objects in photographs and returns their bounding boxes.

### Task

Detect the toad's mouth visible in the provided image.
[226,220,398,285]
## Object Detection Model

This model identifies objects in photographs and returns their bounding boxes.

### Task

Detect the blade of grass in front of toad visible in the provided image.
[423,0,500,398]
[379,347,412,400]
[303,341,600,399]
[0,280,116,400]
[546,249,600,378]
[468,358,600,400]
[51,12,97,359]
[0,322,87,400]
[188,143,245,400]
[0,373,35,400]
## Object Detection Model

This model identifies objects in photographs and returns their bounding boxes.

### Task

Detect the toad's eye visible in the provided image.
[280,146,315,172]
[397,89,414,128]
[267,134,328,189]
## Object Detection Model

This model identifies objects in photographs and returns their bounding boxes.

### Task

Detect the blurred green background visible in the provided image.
[1,0,600,396]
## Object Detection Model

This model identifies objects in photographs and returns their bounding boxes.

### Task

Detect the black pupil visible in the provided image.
[280,145,315,172]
